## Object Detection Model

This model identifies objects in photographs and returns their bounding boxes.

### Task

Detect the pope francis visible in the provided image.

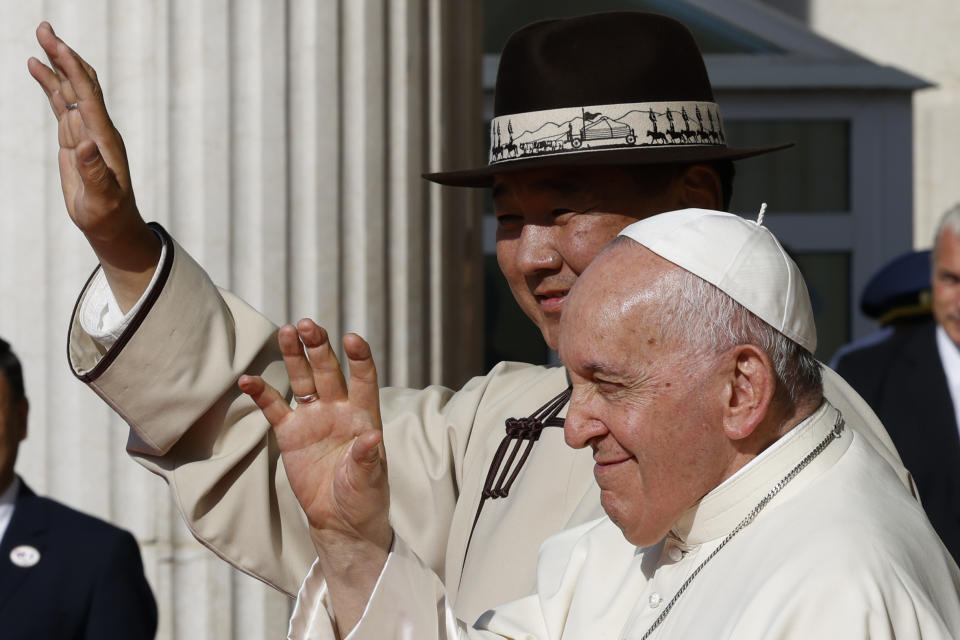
[244,209,960,639]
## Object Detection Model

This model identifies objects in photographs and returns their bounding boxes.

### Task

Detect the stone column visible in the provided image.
[0,1,482,638]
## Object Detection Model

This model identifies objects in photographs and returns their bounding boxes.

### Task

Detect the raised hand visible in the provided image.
[239,320,392,633]
[28,22,160,312]
[238,319,392,553]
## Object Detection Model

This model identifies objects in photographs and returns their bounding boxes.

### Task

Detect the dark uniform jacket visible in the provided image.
[0,479,157,639]
[835,319,960,561]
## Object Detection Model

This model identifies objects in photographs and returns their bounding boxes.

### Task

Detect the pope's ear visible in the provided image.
[721,344,775,440]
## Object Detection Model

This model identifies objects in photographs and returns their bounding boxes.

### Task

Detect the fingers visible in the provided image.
[279,324,323,401]
[343,433,388,510]
[73,139,124,207]
[31,23,127,174]
[238,375,292,426]
[278,321,379,419]
[33,23,80,115]
[341,432,392,549]
[344,334,382,427]
[35,25,85,102]
[297,431,390,554]
[28,52,82,151]
[27,56,68,117]
[50,39,108,132]
[349,431,384,469]
[300,319,349,400]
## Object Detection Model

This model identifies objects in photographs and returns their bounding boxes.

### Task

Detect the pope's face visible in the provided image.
[933,228,960,347]
[493,166,687,350]
[0,373,26,494]
[559,244,734,547]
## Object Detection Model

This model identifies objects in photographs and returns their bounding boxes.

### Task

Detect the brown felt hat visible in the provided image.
[424,12,791,188]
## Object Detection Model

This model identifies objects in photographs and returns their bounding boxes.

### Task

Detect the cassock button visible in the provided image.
[10,545,40,568]
[648,593,662,608]
[668,546,683,562]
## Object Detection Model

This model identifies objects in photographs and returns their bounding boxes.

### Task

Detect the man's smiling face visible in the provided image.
[492,165,687,350]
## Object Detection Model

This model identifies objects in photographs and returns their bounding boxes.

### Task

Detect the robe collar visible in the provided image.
[669,401,851,547]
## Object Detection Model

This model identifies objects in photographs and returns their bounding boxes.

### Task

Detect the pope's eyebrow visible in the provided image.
[582,361,625,379]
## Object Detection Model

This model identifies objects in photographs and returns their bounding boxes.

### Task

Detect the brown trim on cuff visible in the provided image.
[68,222,175,383]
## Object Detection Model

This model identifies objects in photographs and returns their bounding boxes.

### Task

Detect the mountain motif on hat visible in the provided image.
[425,11,791,187]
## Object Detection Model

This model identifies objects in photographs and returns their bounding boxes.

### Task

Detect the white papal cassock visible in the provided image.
[290,401,960,639]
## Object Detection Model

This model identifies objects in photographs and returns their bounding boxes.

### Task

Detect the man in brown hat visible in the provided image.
[277,210,960,639]
[29,11,912,636]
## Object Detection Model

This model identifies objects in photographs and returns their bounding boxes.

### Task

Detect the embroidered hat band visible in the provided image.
[489,101,726,165]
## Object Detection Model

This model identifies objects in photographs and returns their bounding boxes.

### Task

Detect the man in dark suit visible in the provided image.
[835,204,960,562]
[0,338,157,639]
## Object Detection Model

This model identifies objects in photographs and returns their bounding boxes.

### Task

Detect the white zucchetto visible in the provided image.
[617,208,817,354]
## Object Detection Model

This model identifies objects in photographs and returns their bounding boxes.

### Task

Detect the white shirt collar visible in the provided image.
[0,475,21,545]
[934,324,960,432]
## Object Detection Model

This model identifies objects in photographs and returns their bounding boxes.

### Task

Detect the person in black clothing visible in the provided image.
[835,204,960,561]
[0,337,157,639]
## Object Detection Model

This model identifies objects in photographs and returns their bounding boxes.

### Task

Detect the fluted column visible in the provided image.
[0,1,482,638]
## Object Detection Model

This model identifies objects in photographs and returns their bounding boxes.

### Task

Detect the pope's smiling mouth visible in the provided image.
[593,451,633,473]
[593,458,633,490]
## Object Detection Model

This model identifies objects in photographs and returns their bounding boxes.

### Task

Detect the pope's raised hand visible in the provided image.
[28,22,160,311]
[238,319,392,553]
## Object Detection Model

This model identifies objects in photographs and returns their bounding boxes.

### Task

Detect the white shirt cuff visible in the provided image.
[287,558,338,640]
[77,230,168,348]
[287,536,453,640]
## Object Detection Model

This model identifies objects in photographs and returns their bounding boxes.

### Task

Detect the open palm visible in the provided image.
[29,22,162,311]
[239,320,392,551]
